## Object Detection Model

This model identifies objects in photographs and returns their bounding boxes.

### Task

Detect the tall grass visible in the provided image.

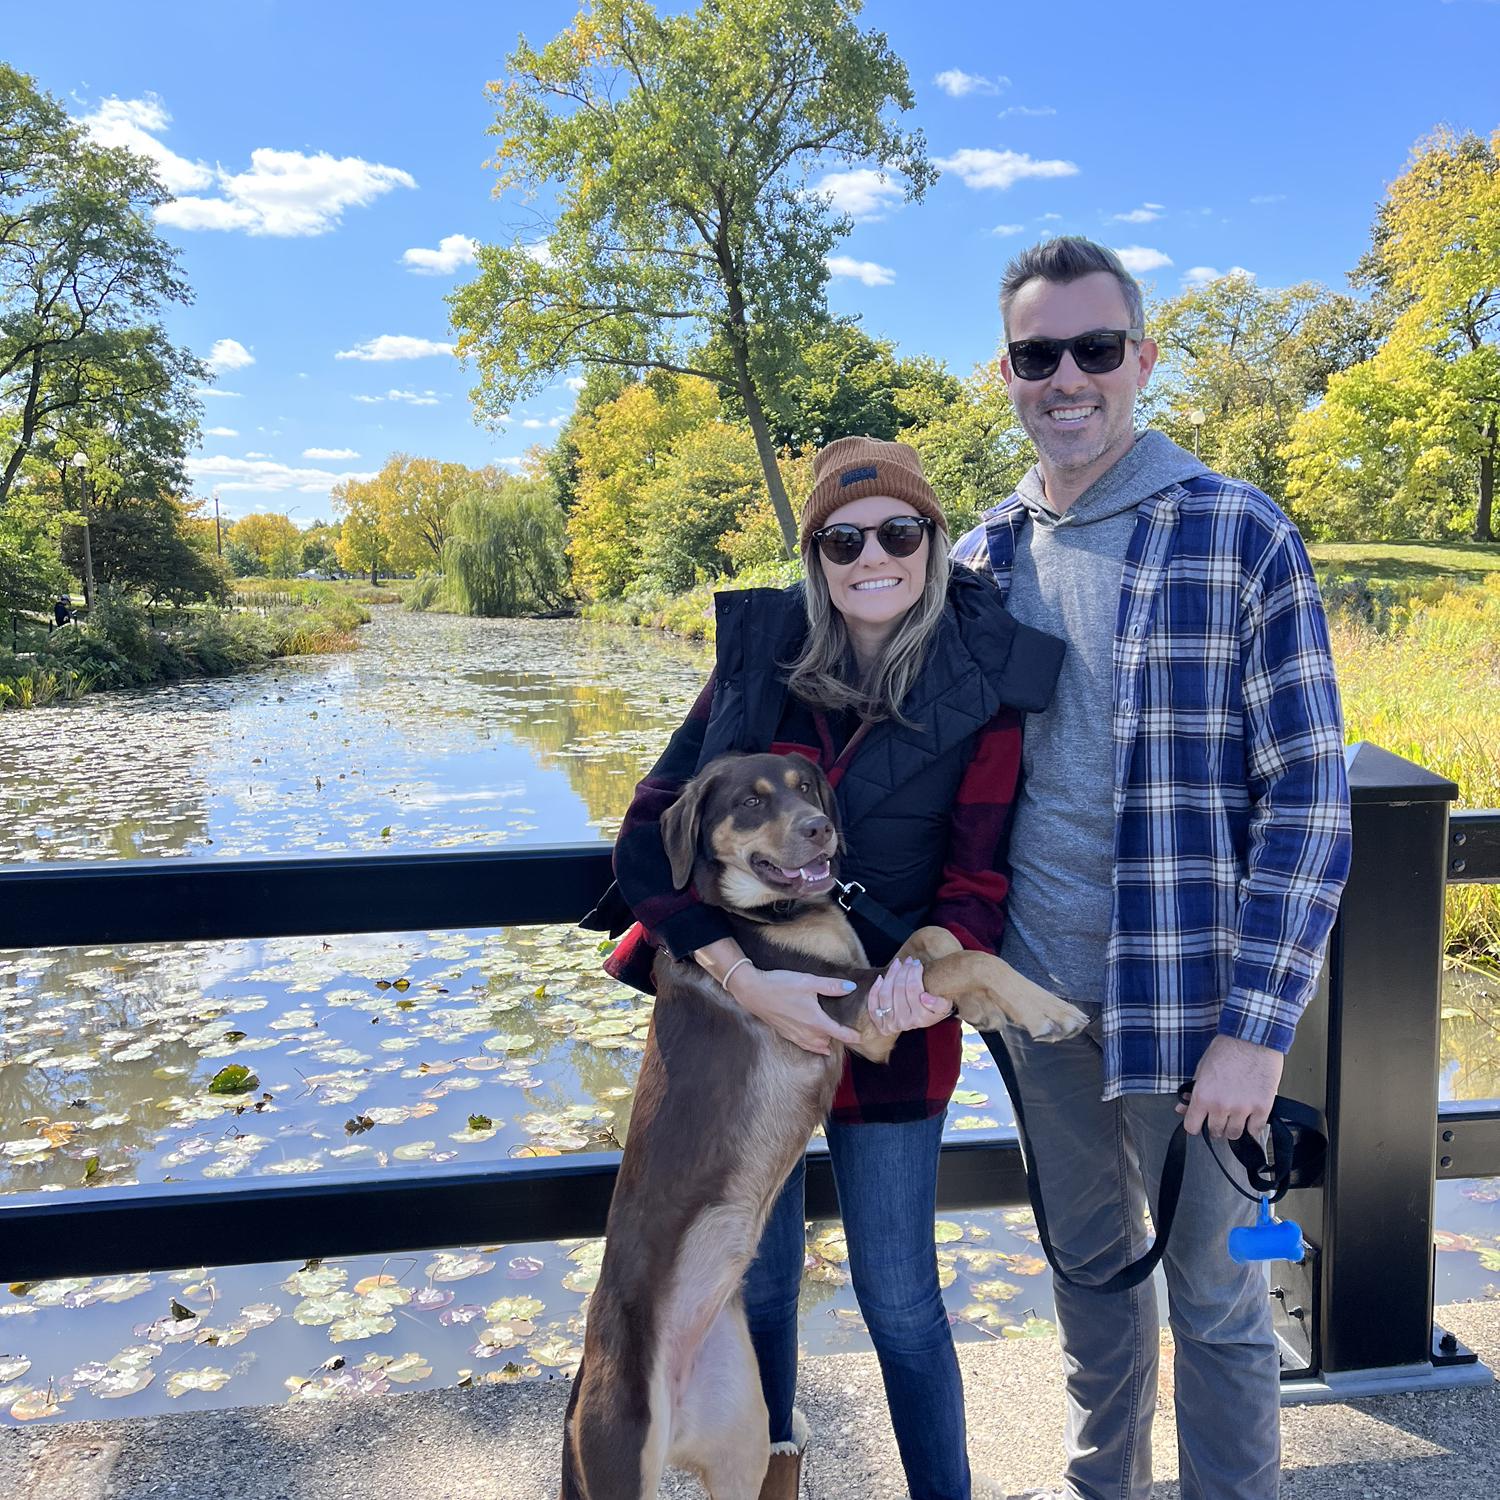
[1328,573,1500,967]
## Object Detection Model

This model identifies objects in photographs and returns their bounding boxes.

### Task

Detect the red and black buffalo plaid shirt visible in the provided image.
[612,673,1022,1125]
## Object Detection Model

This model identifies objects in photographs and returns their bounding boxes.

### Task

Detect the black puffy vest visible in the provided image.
[694,568,1063,964]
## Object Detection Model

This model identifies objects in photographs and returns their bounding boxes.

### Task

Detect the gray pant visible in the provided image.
[988,1014,1281,1500]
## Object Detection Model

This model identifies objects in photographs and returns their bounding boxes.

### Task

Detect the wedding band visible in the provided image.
[874,1006,893,1018]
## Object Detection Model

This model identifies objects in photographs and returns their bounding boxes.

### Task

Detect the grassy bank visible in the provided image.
[0,591,371,710]
[232,576,404,607]
[578,559,802,640]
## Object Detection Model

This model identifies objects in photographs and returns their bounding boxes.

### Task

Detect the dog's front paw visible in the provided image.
[1023,996,1089,1041]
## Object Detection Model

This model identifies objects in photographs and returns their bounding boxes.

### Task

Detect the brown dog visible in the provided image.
[561,753,1086,1500]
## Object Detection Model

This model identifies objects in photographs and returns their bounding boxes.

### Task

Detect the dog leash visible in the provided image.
[835,876,1187,1295]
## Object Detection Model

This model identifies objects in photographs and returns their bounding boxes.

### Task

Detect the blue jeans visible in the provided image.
[742,1110,970,1500]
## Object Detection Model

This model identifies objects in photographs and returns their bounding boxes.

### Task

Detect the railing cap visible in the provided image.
[1345,741,1459,806]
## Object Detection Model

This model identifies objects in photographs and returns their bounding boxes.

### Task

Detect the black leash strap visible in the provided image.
[987,1029,1188,1296]
[834,876,1187,1296]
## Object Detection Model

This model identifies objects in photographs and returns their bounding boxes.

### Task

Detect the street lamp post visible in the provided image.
[1187,408,1206,459]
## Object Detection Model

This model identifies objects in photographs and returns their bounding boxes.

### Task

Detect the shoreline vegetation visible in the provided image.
[0,579,379,710]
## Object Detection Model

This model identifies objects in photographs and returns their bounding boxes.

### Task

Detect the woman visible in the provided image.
[605,436,1062,1500]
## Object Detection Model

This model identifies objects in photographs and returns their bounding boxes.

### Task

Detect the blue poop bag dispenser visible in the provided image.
[1227,1196,1305,1264]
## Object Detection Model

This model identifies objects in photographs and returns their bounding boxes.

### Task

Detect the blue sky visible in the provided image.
[7,0,1498,522]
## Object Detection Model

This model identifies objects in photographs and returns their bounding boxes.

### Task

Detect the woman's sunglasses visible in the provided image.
[1006,327,1144,382]
[810,515,934,567]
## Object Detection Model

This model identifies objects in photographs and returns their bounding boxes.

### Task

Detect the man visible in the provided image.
[952,238,1351,1500]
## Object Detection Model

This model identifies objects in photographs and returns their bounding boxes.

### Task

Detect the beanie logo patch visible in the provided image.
[839,465,878,487]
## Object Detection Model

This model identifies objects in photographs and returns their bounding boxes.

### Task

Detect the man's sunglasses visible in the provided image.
[1006,327,1144,382]
[810,515,934,567]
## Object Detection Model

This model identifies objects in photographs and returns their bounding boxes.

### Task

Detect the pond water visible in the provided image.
[0,607,1495,1424]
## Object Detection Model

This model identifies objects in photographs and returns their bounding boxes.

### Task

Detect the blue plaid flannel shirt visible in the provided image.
[954,471,1352,1098]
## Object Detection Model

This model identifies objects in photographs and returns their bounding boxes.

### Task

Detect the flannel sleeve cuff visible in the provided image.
[1217,985,1301,1054]
[654,903,733,961]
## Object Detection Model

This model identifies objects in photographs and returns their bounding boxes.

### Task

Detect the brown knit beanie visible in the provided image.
[799,436,947,549]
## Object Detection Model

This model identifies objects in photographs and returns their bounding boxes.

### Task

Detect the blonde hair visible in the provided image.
[783,527,952,726]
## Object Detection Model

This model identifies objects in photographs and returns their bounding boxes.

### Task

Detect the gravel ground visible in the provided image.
[3,1303,1496,1500]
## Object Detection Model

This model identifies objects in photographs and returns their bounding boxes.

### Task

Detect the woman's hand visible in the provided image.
[726,966,864,1056]
[868,956,954,1037]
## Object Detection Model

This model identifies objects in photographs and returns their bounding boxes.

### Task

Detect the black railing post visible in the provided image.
[1282,742,1489,1398]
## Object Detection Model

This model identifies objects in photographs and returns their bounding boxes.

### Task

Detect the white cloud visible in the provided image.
[351,388,443,406]
[303,446,361,459]
[998,105,1057,119]
[565,376,587,393]
[336,334,454,362]
[520,240,555,268]
[935,148,1079,191]
[1037,212,1063,222]
[208,338,255,372]
[188,454,377,495]
[812,168,903,221]
[1112,245,1173,273]
[825,255,896,287]
[991,223,1025,237]
[78,95,215,194]
[1183,265,1256,289]
[1111,205,1162,224]
[202,426,239,438]
[521,418,546,429]
[1249,193,1287,205]
[934,69,1008,98]
[158,146,416,237]
[198,388,242,399]
[243,450,273,460]
[402,233,478,275]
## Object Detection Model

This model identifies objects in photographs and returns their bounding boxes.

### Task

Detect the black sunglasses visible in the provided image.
[1006,327,1145,381]
[810,515,934,567]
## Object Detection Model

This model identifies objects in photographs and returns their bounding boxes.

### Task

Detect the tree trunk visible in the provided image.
[1475,417,1495,543]
[370,563,379,586]
[722,278,798,558]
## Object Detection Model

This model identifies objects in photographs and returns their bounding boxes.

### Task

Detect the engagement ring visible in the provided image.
[874,1006,893,1018]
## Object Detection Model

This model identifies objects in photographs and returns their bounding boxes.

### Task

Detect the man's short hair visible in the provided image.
[1000,236,1145,337]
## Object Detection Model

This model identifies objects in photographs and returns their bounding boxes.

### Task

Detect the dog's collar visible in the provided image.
[738,897,822,926]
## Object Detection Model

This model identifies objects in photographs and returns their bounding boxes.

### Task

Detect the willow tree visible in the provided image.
[450,0,933,555]
[442,477,569,616]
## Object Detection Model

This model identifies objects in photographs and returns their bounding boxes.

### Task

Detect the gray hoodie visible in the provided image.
[1000,430,1208,1006]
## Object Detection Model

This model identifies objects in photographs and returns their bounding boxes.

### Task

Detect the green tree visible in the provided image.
[62,492,225,607]
[1148,272,1376,502]
[228,513,302,578]
[0,65,199,506]
[908,358,1033,538]
[301,522,341,574]
[568,374,720,597]
[442,475,569,616]
[332,477,389,584]
[741,319,962,454]
[1290,128,1499,542]
[639,419,764,590]
[451,0,933,555]
[371,454,473,572]
[0,489,67,622]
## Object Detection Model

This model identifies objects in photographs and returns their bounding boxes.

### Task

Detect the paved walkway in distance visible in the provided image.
[4,1302,1497,1500]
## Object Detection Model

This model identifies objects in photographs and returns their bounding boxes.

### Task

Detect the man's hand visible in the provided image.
[1177,1034,1284,1140]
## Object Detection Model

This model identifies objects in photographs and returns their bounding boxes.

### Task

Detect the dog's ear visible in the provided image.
[787,752,837,822]
[660,772,715,890]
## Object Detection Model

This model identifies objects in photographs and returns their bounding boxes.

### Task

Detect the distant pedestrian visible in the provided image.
[50,595,72,632]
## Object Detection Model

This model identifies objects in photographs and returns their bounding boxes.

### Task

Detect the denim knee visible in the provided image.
[856,1278,951,1354]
